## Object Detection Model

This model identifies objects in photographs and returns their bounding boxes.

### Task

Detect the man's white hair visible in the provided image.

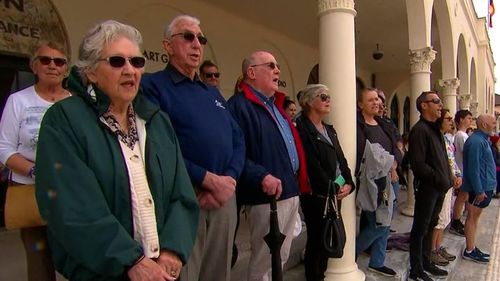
[164,15,201,38]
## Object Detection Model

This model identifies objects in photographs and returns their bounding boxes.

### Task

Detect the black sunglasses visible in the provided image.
[204,72,220,78]
[318,93,330,102]
[98,56,146,68]
[251,62,280,70]
[36,56,67,67]
[171,32,208,45]
[423,98,442,104]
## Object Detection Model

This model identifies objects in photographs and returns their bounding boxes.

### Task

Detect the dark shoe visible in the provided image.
[475,247,490,258]
[493,192,500,199]
[449,220,465,236]
[409,271,433,281]
[423,263,448,277]
[430,250,449,266]
[368,265,396,277]
[437,247,456,261]
[463,249,489,263]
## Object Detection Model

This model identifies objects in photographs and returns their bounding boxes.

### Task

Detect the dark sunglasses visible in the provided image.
[251,62,280,70]
[204,72,220,78]
[318,93,331,102]
[171,32,208,45]
[36,56,67,67]
[98,56,146,68]
[423,98,442,104]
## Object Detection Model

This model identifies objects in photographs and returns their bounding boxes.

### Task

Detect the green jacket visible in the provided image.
[36,67,199,281]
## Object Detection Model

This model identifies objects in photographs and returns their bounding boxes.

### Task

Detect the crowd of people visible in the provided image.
[0,13,498,281]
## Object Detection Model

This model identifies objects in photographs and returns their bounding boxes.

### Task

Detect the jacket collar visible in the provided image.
[67,66,159,122]
[240,82,286,109]
[297,114,334,147]
[164,63,205,87]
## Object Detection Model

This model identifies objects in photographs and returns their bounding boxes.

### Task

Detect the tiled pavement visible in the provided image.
[1,190,499,281]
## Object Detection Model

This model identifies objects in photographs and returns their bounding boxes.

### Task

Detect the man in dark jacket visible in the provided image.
[227,51,308,281]
[408,91,453,281]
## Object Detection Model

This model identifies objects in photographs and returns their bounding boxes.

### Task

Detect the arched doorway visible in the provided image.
[390,95,399,132]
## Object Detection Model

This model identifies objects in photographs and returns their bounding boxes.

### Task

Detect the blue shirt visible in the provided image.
[251,87,299,173]
[461,130,496,195]
[140,64,245,185]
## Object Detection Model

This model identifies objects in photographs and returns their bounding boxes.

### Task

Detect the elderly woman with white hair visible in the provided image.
[35,20,199,281]
[295,84,354,281]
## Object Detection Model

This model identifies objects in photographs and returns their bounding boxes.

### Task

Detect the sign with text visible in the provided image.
[0,0,69,58]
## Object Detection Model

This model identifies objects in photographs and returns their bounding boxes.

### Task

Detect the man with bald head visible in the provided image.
[461,114,496,263]
[141,15,245,281]
[228,51,308,281]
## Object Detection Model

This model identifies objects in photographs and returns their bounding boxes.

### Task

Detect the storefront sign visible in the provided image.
[0,0,69,58]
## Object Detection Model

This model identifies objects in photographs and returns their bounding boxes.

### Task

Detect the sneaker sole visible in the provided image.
[367,267,396,277]
[424,271,448,279]
[462,255,489,263]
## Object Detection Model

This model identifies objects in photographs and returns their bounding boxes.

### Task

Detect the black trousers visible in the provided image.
[300,195,329,281]
[409,182,446,273]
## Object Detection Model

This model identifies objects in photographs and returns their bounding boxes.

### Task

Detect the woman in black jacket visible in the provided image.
[295,84,354,281]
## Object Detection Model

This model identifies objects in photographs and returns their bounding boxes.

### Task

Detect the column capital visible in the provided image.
[470,101,479,116]
[458,93,472,110]
[318,0,356,15]
[409,47,436,73]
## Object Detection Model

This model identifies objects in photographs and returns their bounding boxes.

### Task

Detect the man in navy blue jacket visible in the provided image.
[227,51,309,281]
[141,15,245,281]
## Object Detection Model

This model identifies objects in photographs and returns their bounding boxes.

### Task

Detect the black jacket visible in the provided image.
[408,117,453,192]
[295,114,354,196]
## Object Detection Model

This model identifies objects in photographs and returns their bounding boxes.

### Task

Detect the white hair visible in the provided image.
[75,20,143,84]
[164,15,201,38]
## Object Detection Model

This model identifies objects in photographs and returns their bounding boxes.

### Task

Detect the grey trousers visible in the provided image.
[180,195,237,281]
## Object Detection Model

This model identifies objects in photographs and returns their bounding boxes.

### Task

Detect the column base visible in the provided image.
[324,263,366,281]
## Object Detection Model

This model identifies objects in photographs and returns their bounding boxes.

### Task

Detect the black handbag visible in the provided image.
[321,180,346,258]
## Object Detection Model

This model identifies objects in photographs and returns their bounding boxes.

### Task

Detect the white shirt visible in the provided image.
[0,86,53,184]
[454,130,469,172]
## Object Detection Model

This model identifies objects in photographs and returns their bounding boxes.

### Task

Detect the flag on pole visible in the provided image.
[489,0,495,28]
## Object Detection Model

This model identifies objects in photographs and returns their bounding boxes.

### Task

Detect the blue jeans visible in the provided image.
[356,211,390,268]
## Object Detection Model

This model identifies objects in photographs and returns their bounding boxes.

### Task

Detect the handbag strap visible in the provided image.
[324,180,341,218]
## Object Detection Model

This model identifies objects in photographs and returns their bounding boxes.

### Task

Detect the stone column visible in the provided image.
[458,93,472,110]
[470,101,479,118]
[318,0,364,280]
[439,78,460,113]
[401,47,436,217]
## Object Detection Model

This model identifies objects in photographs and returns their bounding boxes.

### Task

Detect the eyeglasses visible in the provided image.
[444,117,453,121]
[171,32,208,45]
[250,62,280,70]
[203,72,220,78]
[318,93,330,102]
[423,98,442,104]
[36,56,67,67]
[98,56,146,68]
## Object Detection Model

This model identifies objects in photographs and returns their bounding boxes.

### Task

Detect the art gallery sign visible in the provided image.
[0,0,69,58]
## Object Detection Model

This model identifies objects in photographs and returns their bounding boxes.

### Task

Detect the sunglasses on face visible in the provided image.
[250,62,280,70]
[204,72,220,78]
[318,93,331,102]
[98,56,146,68]
[423,98,442,104]
[171,32,208,45]
[36,56,67,67]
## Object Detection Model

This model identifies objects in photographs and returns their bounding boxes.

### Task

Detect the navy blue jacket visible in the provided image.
[141,64,245,185]
[227,82,309,205]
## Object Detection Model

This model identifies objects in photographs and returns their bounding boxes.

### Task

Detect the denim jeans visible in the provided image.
[356,210,390,268]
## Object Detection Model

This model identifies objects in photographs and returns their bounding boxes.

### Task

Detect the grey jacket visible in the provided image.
[356,140,395,227]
